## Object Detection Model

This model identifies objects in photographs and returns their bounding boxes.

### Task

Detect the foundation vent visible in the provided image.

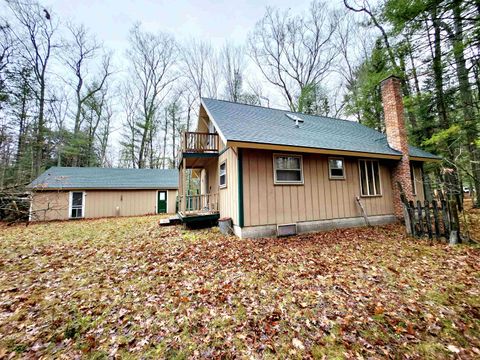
[277,223,297,237]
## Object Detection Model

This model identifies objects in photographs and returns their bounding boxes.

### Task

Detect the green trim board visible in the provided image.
[238,148,244,228]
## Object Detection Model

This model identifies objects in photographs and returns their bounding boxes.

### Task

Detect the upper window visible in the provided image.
[70,191,84,218]
[219,161,227,188]
[274,154,303,184]
[329,158,345,179]
[359,160,381,196]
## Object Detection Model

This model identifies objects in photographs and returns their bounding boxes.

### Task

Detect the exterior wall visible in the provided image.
[412,165,425,202]
[31,191,69,221]
[241,149,395,227]
[219,147,239,224]
[167,190,177,213]
[31,189,178,221]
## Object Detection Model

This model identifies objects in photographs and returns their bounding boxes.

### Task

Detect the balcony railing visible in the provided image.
[178,193,218,215]
[182,132,219,153]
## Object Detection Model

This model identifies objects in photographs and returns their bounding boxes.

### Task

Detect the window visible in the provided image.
[69,191,85,218]
[219,161,227,188]
[274,154,303,184]
[359,160,381,196]
[410,164,417,195]
[329,158,345,179]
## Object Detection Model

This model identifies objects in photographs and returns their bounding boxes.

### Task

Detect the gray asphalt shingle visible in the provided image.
[28,167,178,190]
[202,98,440,160]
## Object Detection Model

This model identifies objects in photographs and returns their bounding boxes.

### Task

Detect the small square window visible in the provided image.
[219,161,227,188]
[329,158,345,179]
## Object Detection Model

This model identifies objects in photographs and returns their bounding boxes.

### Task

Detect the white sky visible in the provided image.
[45,0,314,54]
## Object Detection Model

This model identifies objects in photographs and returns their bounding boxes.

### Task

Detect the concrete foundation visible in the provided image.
[235,214,397,239]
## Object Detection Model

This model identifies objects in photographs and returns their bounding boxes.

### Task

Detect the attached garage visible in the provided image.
[28,167,178,221]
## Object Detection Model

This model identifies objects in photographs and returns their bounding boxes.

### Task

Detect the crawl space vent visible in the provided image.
[277,223,297,237]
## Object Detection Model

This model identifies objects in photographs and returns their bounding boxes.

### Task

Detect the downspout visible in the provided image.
[237,148,244,228]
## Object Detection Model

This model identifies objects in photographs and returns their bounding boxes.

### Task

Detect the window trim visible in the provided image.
[358,159,382,197]
[219,160,227,189]
[69,191,86,219]
[328,157,346,180]
[273,153,304,185]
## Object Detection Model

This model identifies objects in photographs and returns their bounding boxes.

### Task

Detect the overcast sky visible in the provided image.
[45,0,314,55]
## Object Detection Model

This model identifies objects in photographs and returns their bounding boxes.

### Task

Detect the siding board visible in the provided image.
[242,149,395,227]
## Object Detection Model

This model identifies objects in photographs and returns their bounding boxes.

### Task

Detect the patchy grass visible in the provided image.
[0,217,479,359]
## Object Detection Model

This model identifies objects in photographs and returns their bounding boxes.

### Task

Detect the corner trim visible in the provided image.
[238,148,244,228]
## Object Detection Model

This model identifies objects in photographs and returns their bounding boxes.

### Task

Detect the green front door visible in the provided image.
[157,191,167,213]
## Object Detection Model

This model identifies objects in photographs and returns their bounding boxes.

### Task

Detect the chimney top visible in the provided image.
[380,74,402,88]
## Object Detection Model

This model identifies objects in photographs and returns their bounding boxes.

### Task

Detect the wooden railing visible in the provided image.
[182,132,219,153]
[178,193,219,214]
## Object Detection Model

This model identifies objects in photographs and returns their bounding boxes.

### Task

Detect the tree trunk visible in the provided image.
[452,0,480,207]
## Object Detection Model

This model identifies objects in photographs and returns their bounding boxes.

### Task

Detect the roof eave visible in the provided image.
[226,140,402,160]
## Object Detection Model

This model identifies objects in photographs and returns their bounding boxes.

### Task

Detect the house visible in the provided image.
[177,75,440,238]
[28,167,178,221]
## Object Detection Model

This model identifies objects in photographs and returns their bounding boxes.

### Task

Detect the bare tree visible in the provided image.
[63,23,112,166]
[248,1,339,111]
[6,0,57,176]
[180,39,219,100]
[221,44,245,102]
[125,23,177,169]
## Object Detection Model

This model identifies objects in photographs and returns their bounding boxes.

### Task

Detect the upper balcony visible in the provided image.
[182,132,219,153]
[179,132,219,168]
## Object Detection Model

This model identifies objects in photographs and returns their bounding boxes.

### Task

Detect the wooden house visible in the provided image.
[177,76,440,238]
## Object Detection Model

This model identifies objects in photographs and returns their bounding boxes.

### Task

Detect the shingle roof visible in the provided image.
[28,167,178,190]
[201,98,440,160]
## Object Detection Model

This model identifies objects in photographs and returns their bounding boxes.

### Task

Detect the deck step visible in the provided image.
[159,216,182,226]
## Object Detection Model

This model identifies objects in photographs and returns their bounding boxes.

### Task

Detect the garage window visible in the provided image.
[69,191,85,218]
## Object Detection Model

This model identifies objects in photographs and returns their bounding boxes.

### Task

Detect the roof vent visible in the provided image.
[286,113,304,127]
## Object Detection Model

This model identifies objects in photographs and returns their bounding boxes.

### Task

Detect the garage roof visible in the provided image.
[28,167,178,190]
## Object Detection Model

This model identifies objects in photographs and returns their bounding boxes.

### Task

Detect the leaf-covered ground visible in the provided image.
[0,217,479,359]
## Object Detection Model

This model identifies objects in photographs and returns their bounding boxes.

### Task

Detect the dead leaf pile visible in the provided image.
[0,216,479,358]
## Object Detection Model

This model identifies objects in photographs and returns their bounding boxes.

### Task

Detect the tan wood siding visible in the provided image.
[242,149,394,227]
[219,148,239,224]
[412,165,425,202]
[167,190,177,213]
[31,191,69,221]
[31,189,178,221]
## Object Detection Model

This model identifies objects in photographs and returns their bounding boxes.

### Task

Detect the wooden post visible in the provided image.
[441,199,450,237]
[449,199,460,243]
[355,196,370,226]
[432,199,440,240]
[403,203,412,236]
[417,200,424,236]
[182,160,187,213]
[425,200,433,239]
[408,200,417,236]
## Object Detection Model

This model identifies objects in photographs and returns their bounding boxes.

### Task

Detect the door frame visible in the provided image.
[157,190,168,214]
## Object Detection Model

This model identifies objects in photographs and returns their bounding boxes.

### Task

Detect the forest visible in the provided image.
[0,0,479,206]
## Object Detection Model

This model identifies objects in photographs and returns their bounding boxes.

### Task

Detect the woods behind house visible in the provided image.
[0,0,479,206]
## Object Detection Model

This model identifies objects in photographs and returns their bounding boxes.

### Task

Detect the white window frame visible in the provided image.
[358,160,382,197]
[219,161,227,189]
[69,191,86,219]
[273,154,304,185]
[328,157,346,180]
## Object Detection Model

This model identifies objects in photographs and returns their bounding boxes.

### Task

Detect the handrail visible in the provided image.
[182,132,219,153]
[178,193,219,214]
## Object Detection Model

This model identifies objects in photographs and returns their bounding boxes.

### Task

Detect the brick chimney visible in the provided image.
[380,75,413,219]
